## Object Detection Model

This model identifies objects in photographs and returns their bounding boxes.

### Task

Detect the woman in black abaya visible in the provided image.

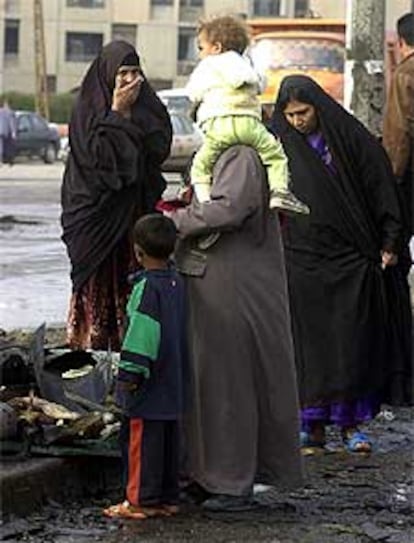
[61,41,172,350]
[270,75,412,452]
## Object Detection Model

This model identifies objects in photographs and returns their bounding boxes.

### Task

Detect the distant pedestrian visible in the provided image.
[270,75,412,453]
[0,100,16,165]
[104,214,187,520]
[61,41,172,351]
[382,12,414,258]
[186,15,309,216]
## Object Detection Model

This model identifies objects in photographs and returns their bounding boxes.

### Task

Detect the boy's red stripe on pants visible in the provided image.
[127,418,143,505]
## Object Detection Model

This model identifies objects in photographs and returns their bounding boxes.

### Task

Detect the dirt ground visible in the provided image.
[1,405,412,543]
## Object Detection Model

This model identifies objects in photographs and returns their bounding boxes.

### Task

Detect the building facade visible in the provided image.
[0,0,412,96]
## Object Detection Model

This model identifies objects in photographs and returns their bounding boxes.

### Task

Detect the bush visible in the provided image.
[1,92,35,112]
[0,92,75,123]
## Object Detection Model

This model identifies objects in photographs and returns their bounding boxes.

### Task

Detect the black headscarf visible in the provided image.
[61,41,172,291]
[271,74,402,258]
[269,75,411,406]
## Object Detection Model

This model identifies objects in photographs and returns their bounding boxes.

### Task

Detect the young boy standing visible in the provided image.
[104,214,186,520]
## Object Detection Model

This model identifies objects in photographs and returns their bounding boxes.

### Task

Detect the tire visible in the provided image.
[43,143,56,164]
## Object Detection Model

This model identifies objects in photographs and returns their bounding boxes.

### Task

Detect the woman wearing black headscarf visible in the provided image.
[270,75,412,452]
[61,41,172,350]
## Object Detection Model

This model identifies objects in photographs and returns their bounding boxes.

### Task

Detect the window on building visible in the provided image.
[66,0,105,7]
[66,32,103,62]
[5,19,19,55]
[112,24,137,45]
[47,75,57,94]
[178,27,197,75]
[253,0,281,16]
[178,27,197,61]
[151,0,173,5]
[180,0,203,6]
[295,0,309,16]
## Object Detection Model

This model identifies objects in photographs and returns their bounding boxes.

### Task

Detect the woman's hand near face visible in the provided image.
[380,250,398,269]
[111,73,143,119]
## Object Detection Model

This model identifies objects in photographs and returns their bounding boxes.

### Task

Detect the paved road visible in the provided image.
[0,163,181,330]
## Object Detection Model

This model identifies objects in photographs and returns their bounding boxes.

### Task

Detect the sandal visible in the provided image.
[103,500,148,520]
[342,430,372,453]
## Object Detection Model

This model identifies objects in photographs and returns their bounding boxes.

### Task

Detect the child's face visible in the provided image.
[197,31,223,60]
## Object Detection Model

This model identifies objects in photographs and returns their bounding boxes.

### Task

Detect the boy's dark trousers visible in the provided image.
[119,417,180,506]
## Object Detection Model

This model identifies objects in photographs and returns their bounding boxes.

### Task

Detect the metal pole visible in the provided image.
[344,0,386,137]
[33,0,49,120]
[0,0,5,95]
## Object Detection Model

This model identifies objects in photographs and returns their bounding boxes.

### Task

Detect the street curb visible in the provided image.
[0,456,122,519]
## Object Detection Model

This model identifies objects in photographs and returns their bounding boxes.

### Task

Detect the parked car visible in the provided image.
[157,88,192,117]
[58,136,70,163]
[14,111,60,164]
[162,112,203,175]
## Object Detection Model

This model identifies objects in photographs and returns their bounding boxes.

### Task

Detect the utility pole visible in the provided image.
[0,1,5,95]
[344,0,386,137]
[33,0,49,120]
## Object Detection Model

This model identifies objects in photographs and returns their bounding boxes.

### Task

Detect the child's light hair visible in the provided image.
[197,15,250,55]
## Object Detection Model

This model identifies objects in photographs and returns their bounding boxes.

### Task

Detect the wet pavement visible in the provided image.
[0,163,181,331]
[1,406,413,542]
[0,163,70,330]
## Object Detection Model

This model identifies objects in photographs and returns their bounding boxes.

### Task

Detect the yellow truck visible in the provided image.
[248,18,397,109]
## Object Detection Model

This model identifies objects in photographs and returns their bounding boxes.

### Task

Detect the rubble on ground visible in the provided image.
[0,324,120,457]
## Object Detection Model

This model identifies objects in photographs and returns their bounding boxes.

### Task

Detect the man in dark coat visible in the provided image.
[383,12,414,238]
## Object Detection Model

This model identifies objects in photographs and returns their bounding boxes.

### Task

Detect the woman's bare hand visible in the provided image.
[380,250,398,269]
[111,75,143,118]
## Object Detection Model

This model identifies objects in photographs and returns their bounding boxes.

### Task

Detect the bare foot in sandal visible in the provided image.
[103,500,148,520]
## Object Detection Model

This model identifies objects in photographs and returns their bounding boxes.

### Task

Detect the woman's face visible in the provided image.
[283,99,318,135]
[115,65,142,89]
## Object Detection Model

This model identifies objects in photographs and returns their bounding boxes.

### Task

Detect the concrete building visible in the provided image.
[0,0,412,96]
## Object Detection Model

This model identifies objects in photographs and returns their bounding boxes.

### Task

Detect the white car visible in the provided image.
[157,88,192,116]
[58,136,70,163]
[162,112,203,175]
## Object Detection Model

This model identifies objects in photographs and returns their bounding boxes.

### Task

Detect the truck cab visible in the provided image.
[247,18,397,111]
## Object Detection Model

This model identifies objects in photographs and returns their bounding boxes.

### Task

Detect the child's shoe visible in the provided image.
[270,190,310,215]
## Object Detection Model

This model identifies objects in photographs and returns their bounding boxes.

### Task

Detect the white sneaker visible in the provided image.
[270,190,310,215]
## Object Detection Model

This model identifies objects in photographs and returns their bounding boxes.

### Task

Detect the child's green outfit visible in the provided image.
[186,50,309,215]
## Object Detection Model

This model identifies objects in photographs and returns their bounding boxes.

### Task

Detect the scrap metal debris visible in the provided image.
[0,324,120,457]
